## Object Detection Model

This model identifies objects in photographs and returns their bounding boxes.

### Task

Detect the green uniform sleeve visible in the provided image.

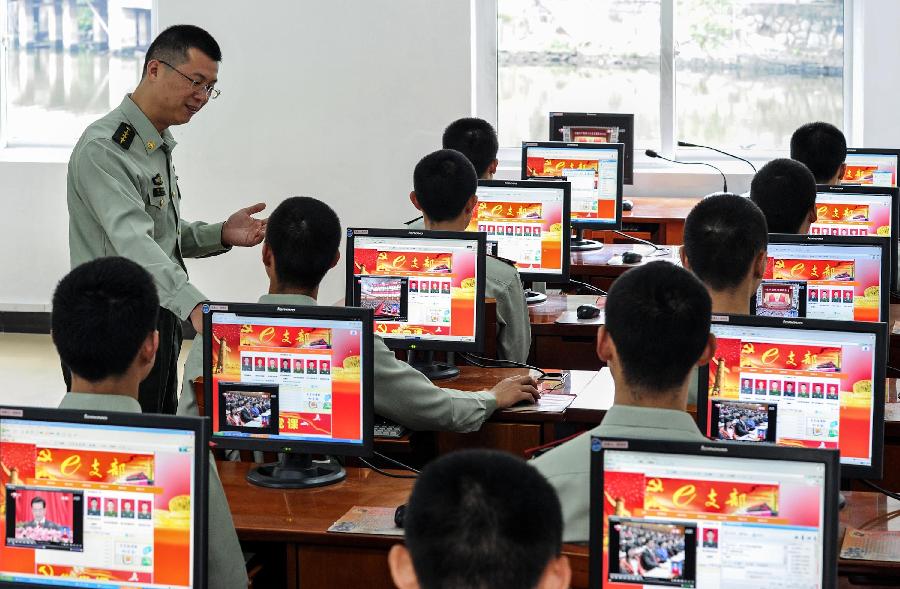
[176,334,203,417]
[71,140,205,321]
[373,337,497,432]
[207,457,249,589]
[180,219,230,259]
[531,430,594,543]
[493,265,532,364]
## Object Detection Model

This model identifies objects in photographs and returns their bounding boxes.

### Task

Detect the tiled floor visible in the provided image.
[0,333,193,408]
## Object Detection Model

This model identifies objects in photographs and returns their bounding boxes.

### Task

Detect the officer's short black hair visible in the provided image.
[790,122,847,183]
[403,449,563,589]
[605,262,712,396]
[143,25,222,77]
[442,118,499,178]
[684,193,768,291]
[413,149,478,222]
[265,196,341,290]
[52,257,159,382]
[750,158,818,233]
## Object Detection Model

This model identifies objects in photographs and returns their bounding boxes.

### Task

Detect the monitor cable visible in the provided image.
[360,451,420,479]
[460,353,547,379]
[861,479,900,503]
[611,230,670,254]
[568,279,607,296]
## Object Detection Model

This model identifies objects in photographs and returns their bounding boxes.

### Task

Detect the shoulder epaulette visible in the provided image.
[111,123,135,150]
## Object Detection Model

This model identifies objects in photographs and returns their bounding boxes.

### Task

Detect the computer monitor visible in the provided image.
[346,228,486,379]
[590,438,839,589]
[842,148,900,187]
[751,234,889,323]
[521,141,624,250]
[813,185,899,290]
[202,302,374,489]
[698,314,886,480]
[0,406,208,588]
[548,112,634,185]
[469,179,571,303]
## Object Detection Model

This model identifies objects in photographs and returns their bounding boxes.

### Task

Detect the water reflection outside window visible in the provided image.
[498,0,843,152]
[2,0,151,147]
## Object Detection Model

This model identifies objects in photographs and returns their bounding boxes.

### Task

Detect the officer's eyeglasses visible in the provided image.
[158,60,221,100]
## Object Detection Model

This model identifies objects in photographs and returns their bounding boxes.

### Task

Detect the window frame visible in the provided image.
[0,0,158,155]
[483,0,855,174]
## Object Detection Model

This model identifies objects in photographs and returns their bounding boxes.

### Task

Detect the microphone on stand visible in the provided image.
[645,149,728,192]
[677,140,758,173]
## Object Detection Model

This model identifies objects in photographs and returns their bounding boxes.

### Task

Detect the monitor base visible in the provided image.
[246,453,346,489]
[570,239,604,251]
[410,360,460,381]
[525,289,547,305]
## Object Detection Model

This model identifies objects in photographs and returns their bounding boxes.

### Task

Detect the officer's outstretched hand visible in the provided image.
[222,203,268,247]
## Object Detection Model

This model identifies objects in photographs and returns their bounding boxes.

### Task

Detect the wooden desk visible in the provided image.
[585,197,699,245]
[529,293,604,370]
[220,461,411,589]
[435,366,610,455]
[569,244,681,292]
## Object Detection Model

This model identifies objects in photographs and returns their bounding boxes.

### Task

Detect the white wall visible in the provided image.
[2,0,900,310]
[0,0,476,310]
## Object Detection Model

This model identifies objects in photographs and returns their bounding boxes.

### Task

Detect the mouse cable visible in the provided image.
[373,451,421,475]
[460,353,547,379]
[360,458,418,479]
[568,279,607,296]
[861,479,900,503]
[612,230,671,254]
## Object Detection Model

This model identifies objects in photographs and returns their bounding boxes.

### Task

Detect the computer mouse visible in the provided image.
[394,503,407,528]
[576,304,602,320]
[622,199,634,211]
[622,251,643,264]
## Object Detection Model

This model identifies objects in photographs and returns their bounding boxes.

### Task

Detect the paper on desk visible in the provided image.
[505,392,576,413]
[328,506,404,536]
[840,528,900,562]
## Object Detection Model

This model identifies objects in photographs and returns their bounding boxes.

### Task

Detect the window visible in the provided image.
[0,0,152,148]
[498,0,845,154]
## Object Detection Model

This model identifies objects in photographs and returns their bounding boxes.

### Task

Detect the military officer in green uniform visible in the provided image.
[67,25,266,414]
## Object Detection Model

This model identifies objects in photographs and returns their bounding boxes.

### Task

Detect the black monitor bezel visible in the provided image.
[752,232,891,325]
[588,436,839,589]
[815,184,900,292]
[473,179,572,283]
[344,228,486,353]
[202,302,375,456]
[521,140,624,231]
[0,406,209,589]
[696,313,886,480]
[842,147,900,188]
[548,112,635,185]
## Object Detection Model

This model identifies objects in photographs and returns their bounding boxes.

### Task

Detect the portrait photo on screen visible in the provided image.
[218,382,280,435]
[606,518,696,587]
[5,486,84,551]
[710,400,778,442]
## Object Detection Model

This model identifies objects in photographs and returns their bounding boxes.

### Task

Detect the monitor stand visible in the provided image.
[524,281,547,305]
[570,227,603,251]
[247,453,346,489]
[407,350,459,380]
